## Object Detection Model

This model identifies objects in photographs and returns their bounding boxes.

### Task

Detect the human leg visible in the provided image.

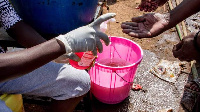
[50,94,86,112]
[192,95,200,112]
[184,78,200,112]
[0,62,91,111]
[185,78,200,94]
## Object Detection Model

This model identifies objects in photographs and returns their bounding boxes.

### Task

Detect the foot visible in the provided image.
[181,79,200,111]
[185,79,200,94]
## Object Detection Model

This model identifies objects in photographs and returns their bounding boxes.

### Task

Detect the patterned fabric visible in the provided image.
[0,46,5,53]
[0,0,21,30]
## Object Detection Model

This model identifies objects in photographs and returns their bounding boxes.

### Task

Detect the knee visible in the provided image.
[73,70,91,93]
[56,66,91,99]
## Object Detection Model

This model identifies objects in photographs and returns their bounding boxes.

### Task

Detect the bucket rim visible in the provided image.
[95,36,143,69]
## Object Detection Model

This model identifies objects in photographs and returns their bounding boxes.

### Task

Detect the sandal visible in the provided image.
[181,78,200,111]
[185,78,200,95]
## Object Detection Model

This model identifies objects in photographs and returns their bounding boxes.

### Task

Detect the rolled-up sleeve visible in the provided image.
[0,0,22,30]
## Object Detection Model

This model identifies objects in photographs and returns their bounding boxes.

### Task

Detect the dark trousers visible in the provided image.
[192,95,200,112]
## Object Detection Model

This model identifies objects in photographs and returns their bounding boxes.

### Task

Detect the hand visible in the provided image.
[137,0,168,12]
[173,33,200,62]
[137,0,158,12]
[56,13,116,60]
[121,13,169,38]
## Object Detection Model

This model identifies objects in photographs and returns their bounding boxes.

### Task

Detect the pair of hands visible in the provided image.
[55,13,116,62]
[121,12,200,62]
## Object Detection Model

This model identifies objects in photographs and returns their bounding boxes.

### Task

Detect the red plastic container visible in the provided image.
[69,52,95,70]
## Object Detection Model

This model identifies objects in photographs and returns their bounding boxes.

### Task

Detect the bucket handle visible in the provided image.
[114,71,134,84]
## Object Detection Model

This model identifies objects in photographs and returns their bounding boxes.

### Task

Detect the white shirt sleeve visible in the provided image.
[0,0,22,30]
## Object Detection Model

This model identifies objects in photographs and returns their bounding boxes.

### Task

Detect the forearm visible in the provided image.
[6,21,46,48]
[0,0,46,47]
[164,0,200,31]
[157,0,168,6]
[0,38,65,82]
[196,31,200,50]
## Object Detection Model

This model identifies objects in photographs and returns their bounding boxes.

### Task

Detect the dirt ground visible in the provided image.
[21,0,198,112]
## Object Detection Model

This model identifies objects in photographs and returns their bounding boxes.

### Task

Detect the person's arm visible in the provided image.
[157,0,168,6]
[0,38,65,82]
[0,0,46,48]
[0,13,115,82]
[196,31,200,49]
[6,21,46,48]
[163,0,200,31]
[122,0,200,38]
[138,0,168,12]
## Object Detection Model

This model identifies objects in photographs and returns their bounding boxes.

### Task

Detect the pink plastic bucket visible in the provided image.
[89,36,143,104]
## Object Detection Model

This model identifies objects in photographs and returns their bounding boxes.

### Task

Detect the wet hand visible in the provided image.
[121,13,169,38]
